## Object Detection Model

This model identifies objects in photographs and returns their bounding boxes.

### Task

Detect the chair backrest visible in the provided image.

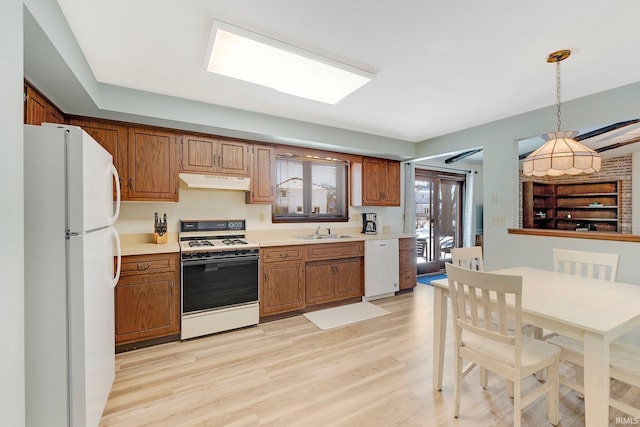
[445,263,523,361]
[553,248,619,281]
[451,246,484,271]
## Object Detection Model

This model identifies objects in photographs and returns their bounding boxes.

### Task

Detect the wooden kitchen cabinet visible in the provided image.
[352,157,401,206]
[181,133,251,177]
[24,82,65,125]
[260,246,305,316]
[306,257,362,305]
[127,127,179,201]
[305,242,364,305]
[115,253,180,349]
[68,118,129,199]
[398,237,417,290]
[246,143,276,204]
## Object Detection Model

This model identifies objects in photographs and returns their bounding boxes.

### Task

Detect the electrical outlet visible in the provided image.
[491,216,506,226]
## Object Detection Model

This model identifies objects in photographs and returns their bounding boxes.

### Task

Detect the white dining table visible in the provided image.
[431,266,640,427]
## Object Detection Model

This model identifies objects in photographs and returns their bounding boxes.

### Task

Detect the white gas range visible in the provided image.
[179,219,260,339]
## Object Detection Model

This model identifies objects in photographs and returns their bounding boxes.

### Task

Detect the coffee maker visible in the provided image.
[362,213,377,235]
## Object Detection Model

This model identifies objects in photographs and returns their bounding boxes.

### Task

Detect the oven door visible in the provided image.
[181,254,259,314]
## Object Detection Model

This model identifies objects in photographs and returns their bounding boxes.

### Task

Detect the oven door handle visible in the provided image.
[181,256,259,267]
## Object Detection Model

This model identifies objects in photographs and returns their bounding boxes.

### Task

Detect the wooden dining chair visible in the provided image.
[445,263,560,427]
[553,248,619,281]
[546,335,640,418]
[451,245,542,382]
[547,248,639,417]
[451,246,484,271]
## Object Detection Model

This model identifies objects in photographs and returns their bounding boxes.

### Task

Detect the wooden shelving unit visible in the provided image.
[522,180,620,232]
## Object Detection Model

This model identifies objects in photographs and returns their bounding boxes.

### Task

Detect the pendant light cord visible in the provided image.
[556,61,562,132]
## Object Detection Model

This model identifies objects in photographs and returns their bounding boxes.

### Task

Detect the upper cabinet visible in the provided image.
[246,143,276,204]
[181,134,250,177]
[24,83,64,125]
[351,157,401,206]
[127,127,179,201]
[68,118,129,199]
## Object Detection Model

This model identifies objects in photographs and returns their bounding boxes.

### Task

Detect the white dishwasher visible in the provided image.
[364,239,399,301]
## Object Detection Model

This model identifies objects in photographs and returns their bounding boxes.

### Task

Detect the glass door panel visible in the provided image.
[415,171,464,274]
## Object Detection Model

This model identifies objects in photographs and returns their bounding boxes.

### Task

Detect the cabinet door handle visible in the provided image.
[128,177,133,190]
[119,176,124,188]
[136,262,150,271]
[279,253,288,259]
[170,281,174,295]
[264,272,268,283]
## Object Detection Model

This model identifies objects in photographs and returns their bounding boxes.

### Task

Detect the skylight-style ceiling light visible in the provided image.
[523,50,601,177]
[205,20,375,104]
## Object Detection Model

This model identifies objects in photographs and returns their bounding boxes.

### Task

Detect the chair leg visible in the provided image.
[547,359,559,425]
[454,353,462,418]
[480,367,488,389]
[531,327,548,381]
[513,378,522,427]
[575,365,585,399]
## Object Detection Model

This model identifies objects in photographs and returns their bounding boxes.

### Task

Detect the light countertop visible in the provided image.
[118,229,417,255]
[119,233,180,256]
[247,229,417,247]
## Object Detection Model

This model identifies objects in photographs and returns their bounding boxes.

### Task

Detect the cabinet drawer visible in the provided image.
[261,246,305,263]
[399,250,416,267]
[120,253,177,276]
[306,241,364,260]
[399,267,417,290]
[399,237,416,251]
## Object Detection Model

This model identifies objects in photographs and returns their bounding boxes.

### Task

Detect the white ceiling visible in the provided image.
[55,0,640,143]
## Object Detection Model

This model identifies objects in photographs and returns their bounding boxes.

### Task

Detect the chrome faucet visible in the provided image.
[315,226,321,236]
[327,227,331,235]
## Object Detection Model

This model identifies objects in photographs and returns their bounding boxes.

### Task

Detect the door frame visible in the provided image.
[415,169,465,274]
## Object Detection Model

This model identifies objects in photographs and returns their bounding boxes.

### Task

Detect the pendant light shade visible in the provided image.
[523,50,602,177]
[522,131,602,177]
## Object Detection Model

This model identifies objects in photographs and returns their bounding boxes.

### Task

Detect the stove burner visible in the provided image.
[222,239,247,245]
[189,240,214,247]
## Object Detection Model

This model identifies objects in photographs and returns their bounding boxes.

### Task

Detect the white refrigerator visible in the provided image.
[24,124,122,427]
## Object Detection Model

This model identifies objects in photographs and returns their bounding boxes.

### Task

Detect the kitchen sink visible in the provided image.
[295,234,355,240]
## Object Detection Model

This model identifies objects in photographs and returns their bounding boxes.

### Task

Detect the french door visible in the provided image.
[415,170,464,274]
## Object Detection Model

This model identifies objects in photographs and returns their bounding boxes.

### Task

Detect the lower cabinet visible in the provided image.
[398,237,417,290]
[261,260,305,316]
[306,257,362,304]
[115,253,180,348]
[260,246,305,317]
[260,242,364,318]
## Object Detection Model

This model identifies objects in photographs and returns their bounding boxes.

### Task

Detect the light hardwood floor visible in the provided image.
[101,285,637,426]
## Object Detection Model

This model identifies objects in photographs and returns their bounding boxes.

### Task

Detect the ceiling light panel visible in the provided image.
[205,20,374,104]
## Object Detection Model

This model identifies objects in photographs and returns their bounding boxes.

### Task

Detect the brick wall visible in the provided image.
[519,154,632,233]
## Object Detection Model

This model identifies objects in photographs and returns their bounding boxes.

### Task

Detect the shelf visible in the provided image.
[557,192,618,197]
[522,180,620,231]
[560,206,617,209]
[557,218,618,222]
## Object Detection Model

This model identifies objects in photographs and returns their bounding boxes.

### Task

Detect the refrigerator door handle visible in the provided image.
[109,164,121,225]
[111,226,122,287]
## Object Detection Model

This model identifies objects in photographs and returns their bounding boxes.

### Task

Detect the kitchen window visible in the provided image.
[273,154,348,222]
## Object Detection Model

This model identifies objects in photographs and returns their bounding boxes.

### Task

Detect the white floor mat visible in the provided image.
[303,302,391,330]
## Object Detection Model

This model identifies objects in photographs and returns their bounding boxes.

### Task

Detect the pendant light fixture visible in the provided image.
[522,50,601,177]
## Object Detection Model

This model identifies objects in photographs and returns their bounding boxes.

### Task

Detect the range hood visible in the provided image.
[179,173,251,191]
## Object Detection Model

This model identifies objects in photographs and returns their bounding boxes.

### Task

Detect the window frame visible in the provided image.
[272,153,350,223]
